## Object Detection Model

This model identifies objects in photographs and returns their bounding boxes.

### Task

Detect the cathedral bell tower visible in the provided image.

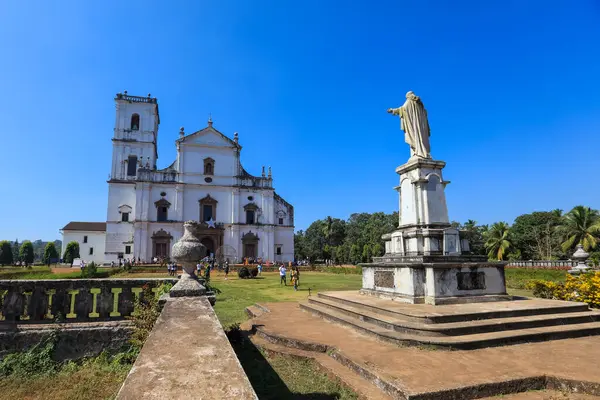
[110,91,160,181]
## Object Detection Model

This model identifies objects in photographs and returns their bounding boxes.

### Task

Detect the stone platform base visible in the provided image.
[361,261,508,305]
[359,288,514,305]
[246,301,600,400]
[301,291,600,348]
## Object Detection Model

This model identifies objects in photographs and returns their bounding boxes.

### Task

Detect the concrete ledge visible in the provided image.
[116,296,257,400]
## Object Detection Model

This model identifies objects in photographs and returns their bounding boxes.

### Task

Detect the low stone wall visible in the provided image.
[116,296,257,399]
[0,278,177,323]
[0,322,131,361]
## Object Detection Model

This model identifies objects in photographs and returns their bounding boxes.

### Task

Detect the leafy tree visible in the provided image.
[19,241,34,267]
[461,219,486,256]
[484,222,512,261]
[558,206,600,253]
[345,212,397,255]
[0,241,13,266]
[294,231,307,261]
[507,248,522,261]
[589,251,600,267]
[63,241,80,266]
[349,244,361,265]
[12,239,19,263]
[42,242,59,266]
[335,243,348,265]
[304,220,327,261]
[361,244,372,263]
[511,211,563,260]
[372,243,384,258]
[323,244,331,260]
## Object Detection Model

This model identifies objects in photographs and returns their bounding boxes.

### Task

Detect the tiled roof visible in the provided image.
[61,222,107,232]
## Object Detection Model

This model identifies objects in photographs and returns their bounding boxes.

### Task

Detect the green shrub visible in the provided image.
[238,267,250,279]
[128,283,172,350]
[81,262,98,278]
[0,331,59,377]
[526,272,600,308]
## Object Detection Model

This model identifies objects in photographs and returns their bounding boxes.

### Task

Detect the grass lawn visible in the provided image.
[0,358,130,400]
[211,271,362,328]
[505,268,567,289]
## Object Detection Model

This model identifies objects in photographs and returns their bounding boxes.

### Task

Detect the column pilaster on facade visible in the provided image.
[262,191,274,225]
[232,189,240,224]
[175,184,184,221]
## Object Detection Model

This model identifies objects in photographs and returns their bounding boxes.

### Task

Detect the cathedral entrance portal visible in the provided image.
[194,222,224,259]
[201,237,215,257]
[241,231,259,261]
[244,244,256,259]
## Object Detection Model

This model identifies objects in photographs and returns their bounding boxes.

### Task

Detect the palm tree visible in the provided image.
[484,222,512,261]
[559,206,600,253]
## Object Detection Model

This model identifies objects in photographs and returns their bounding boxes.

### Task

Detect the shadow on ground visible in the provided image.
[228,329,346,400]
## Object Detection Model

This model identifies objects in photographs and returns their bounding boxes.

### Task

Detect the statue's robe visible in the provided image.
[397,98,431,159]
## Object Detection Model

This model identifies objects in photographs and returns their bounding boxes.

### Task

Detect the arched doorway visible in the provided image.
[241,231,259,261]
[201,237,215,257]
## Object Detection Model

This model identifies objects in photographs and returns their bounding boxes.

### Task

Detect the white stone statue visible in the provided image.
[387,91,431,159]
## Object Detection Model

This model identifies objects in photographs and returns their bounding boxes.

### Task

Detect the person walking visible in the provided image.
[291,268,298,291]
[279,263,287,286]
[295,266,300,288]
[224,262,230,280]
[257,262,263,276]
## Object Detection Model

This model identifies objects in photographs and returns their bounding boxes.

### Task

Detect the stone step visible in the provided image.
[308,296,600,337]
[250,335,395,400]
[300,301,600,350]
[245,305,263,319]
[317,291,590,323]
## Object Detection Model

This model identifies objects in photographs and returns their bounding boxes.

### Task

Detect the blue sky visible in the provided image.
[1,1,599,241]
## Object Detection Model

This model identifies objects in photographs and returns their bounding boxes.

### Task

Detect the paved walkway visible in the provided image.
[251,302,600,398]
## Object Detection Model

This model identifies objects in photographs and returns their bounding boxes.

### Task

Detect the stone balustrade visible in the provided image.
[507,260,575,268]
[136,168,177,182]
[0,278,176,323]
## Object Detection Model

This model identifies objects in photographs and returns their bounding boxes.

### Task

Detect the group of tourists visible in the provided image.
[167,262,178,276]
[279,263,301,291]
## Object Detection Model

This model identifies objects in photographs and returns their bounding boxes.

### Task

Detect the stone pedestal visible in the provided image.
[395,158,450,228]
[362,158,509,305]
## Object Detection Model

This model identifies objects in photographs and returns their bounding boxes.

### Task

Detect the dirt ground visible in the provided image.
[252,301,600,397]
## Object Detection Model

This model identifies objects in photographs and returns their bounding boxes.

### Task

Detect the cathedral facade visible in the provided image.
[61,92,294,264]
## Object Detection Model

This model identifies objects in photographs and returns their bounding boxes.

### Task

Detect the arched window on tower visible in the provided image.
[130,114,140,131]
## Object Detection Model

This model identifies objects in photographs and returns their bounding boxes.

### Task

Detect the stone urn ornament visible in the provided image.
[568,244,591,275]
[170,221,208,296]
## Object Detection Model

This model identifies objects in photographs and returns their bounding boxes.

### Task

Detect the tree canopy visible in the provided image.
[19,241,35,266]
[294,212,397,264]
[0,241,13,266]
[63,241,80,266]
[42,242,59,265]
[294,206,600,265]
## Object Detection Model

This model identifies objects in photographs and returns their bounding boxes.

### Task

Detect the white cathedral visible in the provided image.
[61,92,295,265]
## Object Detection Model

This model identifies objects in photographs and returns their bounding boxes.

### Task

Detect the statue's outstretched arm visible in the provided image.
[387,107,401,116]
